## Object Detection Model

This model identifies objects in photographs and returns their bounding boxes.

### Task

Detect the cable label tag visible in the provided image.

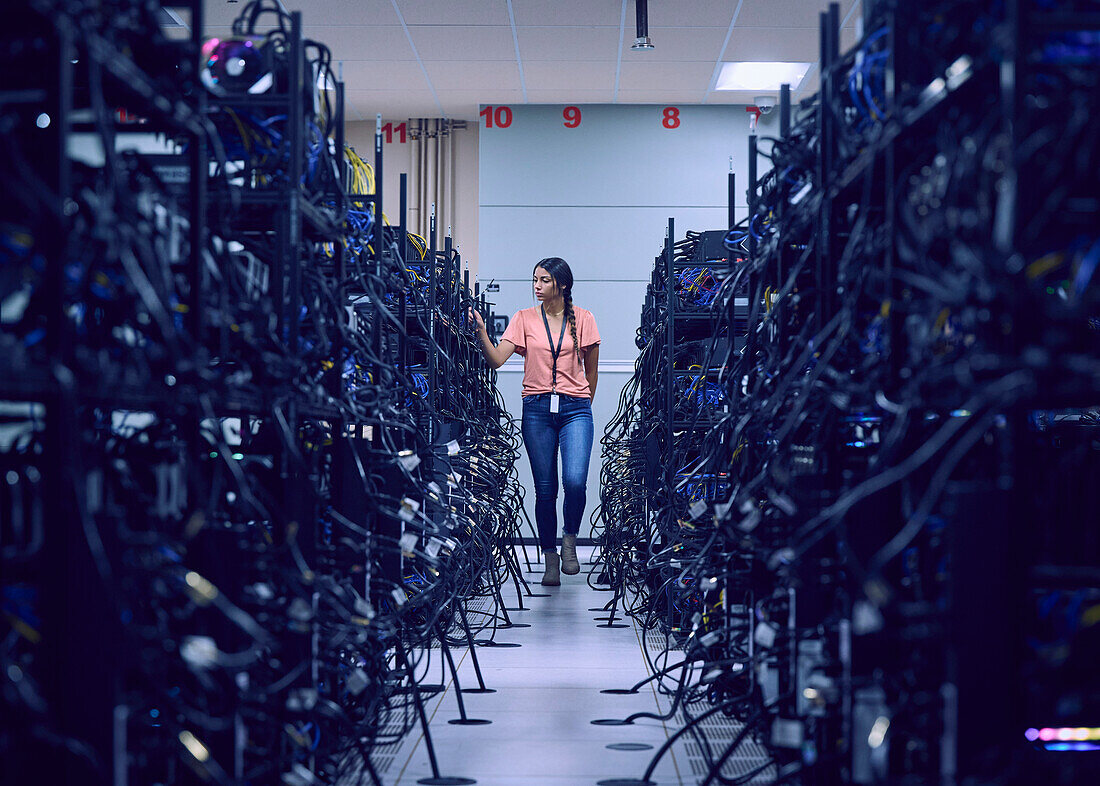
[754,622,777,649]
[398,497,420,522]
[446,439,460,455]
[549,393,560,413]
[399,532,418,555]
[689,500,707,520]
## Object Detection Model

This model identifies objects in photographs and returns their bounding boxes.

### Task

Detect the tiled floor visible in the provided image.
[387,548,686,786]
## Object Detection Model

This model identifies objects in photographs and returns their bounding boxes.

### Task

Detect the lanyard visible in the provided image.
[540,305,568,392]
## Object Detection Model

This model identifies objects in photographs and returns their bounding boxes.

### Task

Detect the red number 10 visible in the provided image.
[480,105,513,128]
[563,106,581,128]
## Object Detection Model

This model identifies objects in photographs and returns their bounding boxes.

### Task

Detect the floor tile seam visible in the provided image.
[631,604,685,786]
[655,691,685,786]
[392,644,471,784]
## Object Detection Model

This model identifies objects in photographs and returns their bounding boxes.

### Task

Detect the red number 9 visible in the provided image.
[563,106,581,128]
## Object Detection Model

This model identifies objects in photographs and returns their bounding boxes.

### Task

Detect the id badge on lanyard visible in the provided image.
[541,305,567,415]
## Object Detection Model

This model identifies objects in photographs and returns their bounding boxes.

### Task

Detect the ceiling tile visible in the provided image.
[615,90,708,104]
[408,25,516,60]
[345,89,442,120]
[339,60,429,90]
[511,0,622,27]
[841,25,859,52]
[450,89,526,104]
[438,89,525,120]
[423,60,522,90]
[201,0,256,29]
[617,60,715,92]
[397,0,511,25]
[165,6,194,27]
[200,0,854,115]
[203,0,397,30]
[525,89,614,104]
[305,0,398,26]
[518,25,621,61]
[840,0,864,27]
[718,27,819,62]
[648,0,738,27]
[734,0,833,27]
[795,67,821,98]
[620,26,729,61]
[523,61,616,92]
[304,25,416,61]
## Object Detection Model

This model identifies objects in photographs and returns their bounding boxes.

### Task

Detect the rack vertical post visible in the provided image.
[727,171,736,230]
[330,80,347,398]
[287,11,304,353]
[664,218,675,483]
[776,83,791,284]
[428,208,437,443]
[372,117,384,371]
[187,0,207,340]
[399,173,409,372]
[443,233,454,414]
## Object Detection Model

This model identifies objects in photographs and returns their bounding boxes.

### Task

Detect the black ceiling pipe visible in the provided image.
[632,0,654,50]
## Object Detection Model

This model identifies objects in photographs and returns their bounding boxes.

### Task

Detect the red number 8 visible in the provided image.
[662,107,680,129]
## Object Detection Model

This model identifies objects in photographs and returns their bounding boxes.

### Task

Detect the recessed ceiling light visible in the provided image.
[157,7,187,28]
[715,62,812,91]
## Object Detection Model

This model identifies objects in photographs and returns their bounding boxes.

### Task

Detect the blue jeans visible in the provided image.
[521,393,594,552]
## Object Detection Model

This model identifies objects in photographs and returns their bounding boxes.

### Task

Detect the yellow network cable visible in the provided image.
[1027,251,1064,280]
[225,109,253,153]
[344,145,374,194]
[344,144,391,226]
[686,364,705,397]
[407,233,427,260]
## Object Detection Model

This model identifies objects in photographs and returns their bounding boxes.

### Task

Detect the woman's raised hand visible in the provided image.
[469,308,486,333]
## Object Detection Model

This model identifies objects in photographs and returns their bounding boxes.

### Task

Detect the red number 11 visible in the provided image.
[381,121,407,144]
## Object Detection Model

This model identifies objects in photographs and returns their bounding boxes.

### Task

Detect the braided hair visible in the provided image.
[533,257,580,359]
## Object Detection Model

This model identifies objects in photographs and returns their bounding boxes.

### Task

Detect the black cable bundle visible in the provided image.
[599,2,1100,784]
[0,2,524,785]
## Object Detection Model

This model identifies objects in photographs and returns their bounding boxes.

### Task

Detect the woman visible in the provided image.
[471,257,600,586]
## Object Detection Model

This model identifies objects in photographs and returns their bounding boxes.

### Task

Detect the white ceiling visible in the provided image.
[201,0,861,121]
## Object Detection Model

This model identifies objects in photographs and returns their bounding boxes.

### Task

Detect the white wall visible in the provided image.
[479,103,777,539]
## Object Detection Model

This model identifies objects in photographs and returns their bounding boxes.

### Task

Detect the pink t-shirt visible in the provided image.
[501,305,601,399]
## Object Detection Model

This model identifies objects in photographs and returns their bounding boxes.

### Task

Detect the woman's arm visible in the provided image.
[584,343,599,402]
[471,310,516,370]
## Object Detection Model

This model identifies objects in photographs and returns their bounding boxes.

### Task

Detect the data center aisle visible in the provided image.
[389,547,684,786]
